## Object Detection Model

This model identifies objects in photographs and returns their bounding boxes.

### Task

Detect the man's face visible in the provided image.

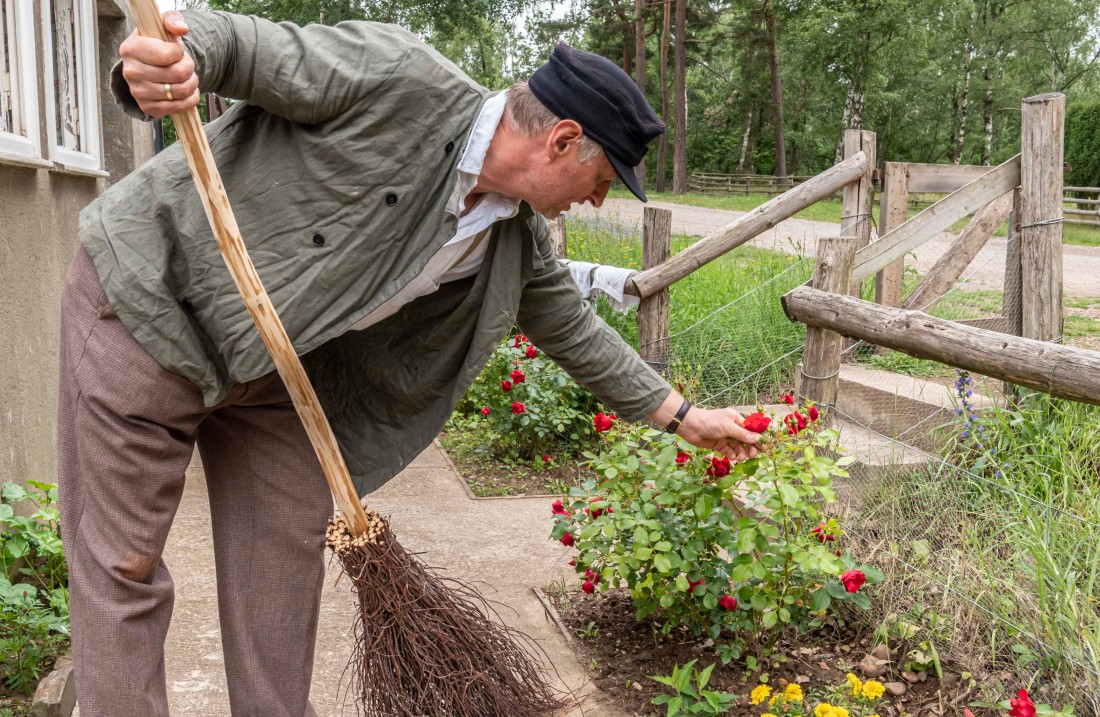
[526,149,617,220]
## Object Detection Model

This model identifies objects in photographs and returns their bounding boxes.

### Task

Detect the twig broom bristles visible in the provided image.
[126,4,572,714]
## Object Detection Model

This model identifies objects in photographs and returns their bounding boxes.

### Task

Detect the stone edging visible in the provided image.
[32,651,75,717]
[532,586,574,646]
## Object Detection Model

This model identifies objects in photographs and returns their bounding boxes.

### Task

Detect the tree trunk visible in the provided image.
[982,66,993,166]
[834,95,852,164]
[655,0,671,192]
[762,0,787,185]
[633,0,648,190]
[672,0,687,194]
[738,104,755,173]
[955,44,973,165]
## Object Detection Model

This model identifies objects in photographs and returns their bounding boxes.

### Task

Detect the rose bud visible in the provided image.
[718,595,737,611]
[511,401,526,414]
[808,405,820,422]
[559,531,575,547]
[510,369,526,384]
[525,345,538,359]
[501,380,512,392]
[551,499,570,516]
[581,580,595,595]
[513,333,527,348]
[675,452,690,465]
[780,393,795,405]
[480,406,490,416]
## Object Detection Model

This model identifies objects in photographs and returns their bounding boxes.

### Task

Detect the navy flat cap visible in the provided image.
[529,43,666,202]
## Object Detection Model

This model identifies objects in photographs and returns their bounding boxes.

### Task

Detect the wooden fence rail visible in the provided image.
[782,287,1100,406]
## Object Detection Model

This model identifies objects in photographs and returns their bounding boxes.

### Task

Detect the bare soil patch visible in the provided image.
[550,588,972,717]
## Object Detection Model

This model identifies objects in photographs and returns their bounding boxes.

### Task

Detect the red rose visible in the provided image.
[841,569,866,594]
[742,411,771,434]
[1009,690,1036,717]
[675,452,690,465]
[688,577,706,591]
[568,558,576,566]
[559,531,574,547]
[810,522,836,543]
[543,454,552,463]
[501,380,512,392]
[526,345,538,359]
[706,456,731,478]
[808,405,820,422]
[480,406,490,416]
[784,412,809,435]
[551,499,570,517]
[780,393,795,405]
[581,580,595,595]
[511,401,526,414]
[718,595,737,611]
[513,334,527,348]
[593,412,615,433]
[588,499,605,518]
[510,369,526,384]
[584,569,601,584]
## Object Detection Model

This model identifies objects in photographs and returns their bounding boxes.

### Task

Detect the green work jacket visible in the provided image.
[81,11,671,494]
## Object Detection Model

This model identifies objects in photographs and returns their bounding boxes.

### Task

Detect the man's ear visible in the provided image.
[547,120,584,158]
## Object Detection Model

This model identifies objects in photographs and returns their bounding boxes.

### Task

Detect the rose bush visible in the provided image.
[550,398,882,658]
[454,334,604,463]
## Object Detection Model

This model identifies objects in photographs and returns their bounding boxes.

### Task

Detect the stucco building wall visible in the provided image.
[0,0,150,487]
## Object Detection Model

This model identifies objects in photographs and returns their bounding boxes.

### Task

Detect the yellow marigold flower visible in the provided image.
[845,672,862,696]
[762,713,779,717]
[814,703,834,717]
[784,683,804,702]
[770,694,784,707]
[751,685,772,705]
[829,707,851,717]
[862,681,885,700]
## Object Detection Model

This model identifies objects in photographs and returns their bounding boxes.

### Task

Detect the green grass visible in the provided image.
[612,188,1100,247]
[564,216,810,405]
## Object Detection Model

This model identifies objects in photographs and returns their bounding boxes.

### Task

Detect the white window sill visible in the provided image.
[49,163,109,179]
[0,154,54,171]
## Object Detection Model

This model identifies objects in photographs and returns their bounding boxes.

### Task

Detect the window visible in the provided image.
[0,0,46,165]
[42,0,103,174]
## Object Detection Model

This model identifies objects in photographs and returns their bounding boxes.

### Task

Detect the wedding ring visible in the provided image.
[164,83,174,101]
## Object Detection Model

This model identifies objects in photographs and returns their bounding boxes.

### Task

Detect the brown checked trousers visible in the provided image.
[57,247,334,716]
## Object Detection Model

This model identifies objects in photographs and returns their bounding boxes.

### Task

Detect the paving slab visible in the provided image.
[74,442,623,717]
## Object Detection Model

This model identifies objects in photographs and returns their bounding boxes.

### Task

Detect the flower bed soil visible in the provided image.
[0,691,33,714]
[550,588,972,717]
[440,431,592,497]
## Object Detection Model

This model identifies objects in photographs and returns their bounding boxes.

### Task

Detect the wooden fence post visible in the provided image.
[840,130,876,299]
[875,162,908,308]
[1019,93,1065,343]
[798,235,860,410]
[638,207,673,370]
[550,216,567,258]
[1003,187,1024,336]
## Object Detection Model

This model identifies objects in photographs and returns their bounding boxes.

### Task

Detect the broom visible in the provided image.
[126,3,572,715]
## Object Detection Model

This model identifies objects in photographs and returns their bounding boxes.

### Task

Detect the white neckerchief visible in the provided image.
[348,91,519,332]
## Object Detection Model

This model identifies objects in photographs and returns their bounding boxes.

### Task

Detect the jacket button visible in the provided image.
[385,192,398,206]
[445,141,455,153]
[312,233,325,246]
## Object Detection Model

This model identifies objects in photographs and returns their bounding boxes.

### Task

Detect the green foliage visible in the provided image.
[550,408,881,657]
[455,334,602,462]
[1,482,69,694]
[649,659,738,716]
[1066,100,1100,189]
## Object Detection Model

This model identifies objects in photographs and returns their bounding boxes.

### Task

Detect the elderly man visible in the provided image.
[59,9,763,716]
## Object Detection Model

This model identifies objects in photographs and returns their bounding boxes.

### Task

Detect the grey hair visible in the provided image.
[504,81,605,164]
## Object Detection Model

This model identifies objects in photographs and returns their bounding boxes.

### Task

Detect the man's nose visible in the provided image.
[587,185,609,208]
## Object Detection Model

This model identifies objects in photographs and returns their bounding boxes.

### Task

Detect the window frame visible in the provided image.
[0,0,48,168]
[41,0,105,175]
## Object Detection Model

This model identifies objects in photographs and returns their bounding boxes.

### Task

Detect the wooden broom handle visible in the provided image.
[127,1,370,536]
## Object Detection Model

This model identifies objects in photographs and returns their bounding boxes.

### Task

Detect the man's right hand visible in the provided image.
[119,11,200,119]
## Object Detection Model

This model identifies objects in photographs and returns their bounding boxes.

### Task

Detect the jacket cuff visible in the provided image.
[110,60,155,122]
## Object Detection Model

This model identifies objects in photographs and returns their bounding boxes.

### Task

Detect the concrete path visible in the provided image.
[75,443,622,716]
[573,198,1100,298]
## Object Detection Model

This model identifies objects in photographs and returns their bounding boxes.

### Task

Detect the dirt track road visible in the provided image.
[572,198,1100,298]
